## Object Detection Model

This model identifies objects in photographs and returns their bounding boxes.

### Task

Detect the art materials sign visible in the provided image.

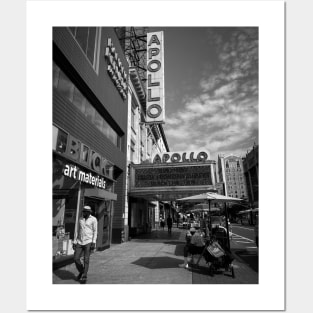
[146,31,165,123]
[63,164,107,189]
[152,150,211,164]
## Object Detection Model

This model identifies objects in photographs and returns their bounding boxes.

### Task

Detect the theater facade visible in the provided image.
[129,150,218,201]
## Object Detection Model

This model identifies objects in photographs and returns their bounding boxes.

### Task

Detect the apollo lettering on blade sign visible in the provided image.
[146,31,165,123]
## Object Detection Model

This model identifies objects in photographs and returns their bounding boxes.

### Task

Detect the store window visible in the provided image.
[104,160,114,180]
[53,125,68,154]
[68,27,99,68]
[53,155,81,260]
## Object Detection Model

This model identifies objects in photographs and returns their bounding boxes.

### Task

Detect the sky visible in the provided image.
[150,27,259,161]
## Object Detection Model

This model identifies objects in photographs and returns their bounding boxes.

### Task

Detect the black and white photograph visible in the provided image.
[52,26,259,285]
[26,1,285,311]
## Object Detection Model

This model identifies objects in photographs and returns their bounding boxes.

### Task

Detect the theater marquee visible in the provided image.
[146,31,165,123]
[129,160,217,201]
[134,165,212,188]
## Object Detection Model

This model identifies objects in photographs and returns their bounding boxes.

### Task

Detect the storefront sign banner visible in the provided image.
[63,164,107,189]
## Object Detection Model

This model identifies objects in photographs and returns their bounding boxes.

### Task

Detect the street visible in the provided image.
[230,224,259,273]
[53,227,258,284]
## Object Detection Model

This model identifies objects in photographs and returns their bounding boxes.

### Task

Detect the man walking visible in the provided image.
[73,205,98,283]
[167,215,173,234]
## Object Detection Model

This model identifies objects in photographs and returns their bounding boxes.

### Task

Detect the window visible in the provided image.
[53,62,121,149]
[140,124,146,146]
[140,143,145,162]
[147,136,152,157]
[104,160,114,179]
[53,63,60,88]
[53,125,68,153]
[131,108,136,131]
[69,27,99,67]
[107,127,118,146]
[72,87,86,114]
[94,111,103,133]
[57,70,74,102]
[130,141,136,163]
[84,100,95,123]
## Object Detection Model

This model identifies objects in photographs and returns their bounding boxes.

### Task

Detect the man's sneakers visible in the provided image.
[76,272,87,283]
[76,272,83,281]
[178,263,189,269]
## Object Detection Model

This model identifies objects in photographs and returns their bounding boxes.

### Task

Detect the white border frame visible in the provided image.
[27,1,285,310]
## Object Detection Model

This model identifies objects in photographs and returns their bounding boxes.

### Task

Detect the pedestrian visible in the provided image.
[73,205,98,283]
[167,215,173,234]
[200,216,207,237]
[179,227,205,269]
[160,219,165,230]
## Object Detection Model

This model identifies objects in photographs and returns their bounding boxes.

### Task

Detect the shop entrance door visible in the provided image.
[84,197,112,250]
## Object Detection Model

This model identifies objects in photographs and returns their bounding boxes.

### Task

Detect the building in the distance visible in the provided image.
[217,154,248,200]
[242,144,259,208]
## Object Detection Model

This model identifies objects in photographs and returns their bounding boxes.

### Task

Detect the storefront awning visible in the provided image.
[84,188,117,201]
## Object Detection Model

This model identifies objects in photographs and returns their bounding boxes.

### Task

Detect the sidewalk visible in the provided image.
[53,228,258,284]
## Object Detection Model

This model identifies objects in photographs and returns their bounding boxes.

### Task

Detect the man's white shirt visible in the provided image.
[74,215,98,245]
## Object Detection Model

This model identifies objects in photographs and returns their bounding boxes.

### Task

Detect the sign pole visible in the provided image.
[208,199,211,235]
[224,202,231,250]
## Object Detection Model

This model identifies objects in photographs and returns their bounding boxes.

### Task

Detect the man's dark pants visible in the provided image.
[74,243,92,277]
[184,243,204,257]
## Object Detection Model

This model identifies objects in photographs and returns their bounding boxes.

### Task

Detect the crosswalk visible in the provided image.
[231,232,256,248]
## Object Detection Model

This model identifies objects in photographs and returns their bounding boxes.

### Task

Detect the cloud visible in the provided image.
[164,28,258,160]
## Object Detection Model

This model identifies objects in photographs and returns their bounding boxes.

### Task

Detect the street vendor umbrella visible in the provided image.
[177,192,242,249]
[238,208,259,214]
[190,204,220,213]
[177,192,242,203]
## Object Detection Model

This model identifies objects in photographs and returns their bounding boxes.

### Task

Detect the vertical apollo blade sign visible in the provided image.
[146,31,165,123]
